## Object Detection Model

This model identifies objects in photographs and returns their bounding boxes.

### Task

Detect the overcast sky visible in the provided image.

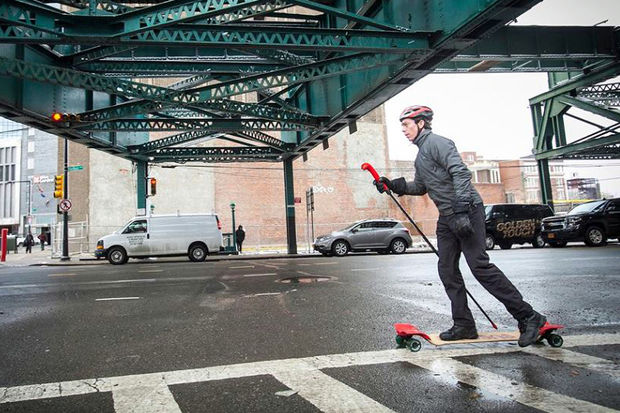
[384,0,620,197]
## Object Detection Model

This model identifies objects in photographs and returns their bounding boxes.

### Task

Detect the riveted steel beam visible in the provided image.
[196,52,405,100]
[0,56,193,103]
[118,0,269,36]
[286,0,409,32]
[1,25,431,55]
[130,128,284,153]
[77,98,320,126]
[77,118,313,131]
[148,146,282,163]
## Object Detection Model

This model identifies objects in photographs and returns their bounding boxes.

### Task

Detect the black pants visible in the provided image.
[436,203,533,327]
[236,242,243,252]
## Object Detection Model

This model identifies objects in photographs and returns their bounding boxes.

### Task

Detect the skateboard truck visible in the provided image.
[394,322,564,352]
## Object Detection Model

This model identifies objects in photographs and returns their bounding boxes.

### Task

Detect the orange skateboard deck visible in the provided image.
[394,322,564,351]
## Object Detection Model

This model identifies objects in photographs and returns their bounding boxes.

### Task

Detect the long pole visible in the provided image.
[361,162,497,330]
[61,137,70,261]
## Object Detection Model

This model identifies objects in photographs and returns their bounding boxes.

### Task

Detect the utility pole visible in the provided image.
[60,137,70,261]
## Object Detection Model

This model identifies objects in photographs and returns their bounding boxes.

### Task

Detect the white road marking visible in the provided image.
[137,269,163,273]
[48,273,76,277]
[243,292,281,297]
[1,333,618,409]
[410,357,615,413]
[243,273,277,277]
[313,262,338,265]
[95,297,140,301]
[0,276,215,290]
[229,265,255,269]
[522,347,620,378]
[350,268,380,272]
[112,376,181,413]
[272,367,394,412]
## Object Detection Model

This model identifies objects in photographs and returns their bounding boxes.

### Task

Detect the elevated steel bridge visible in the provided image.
[1,0,619,252]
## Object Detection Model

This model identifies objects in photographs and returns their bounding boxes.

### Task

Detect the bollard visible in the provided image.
[1,228,7,262]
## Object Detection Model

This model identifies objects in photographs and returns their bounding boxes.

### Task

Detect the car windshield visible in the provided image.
[567,200,606,216]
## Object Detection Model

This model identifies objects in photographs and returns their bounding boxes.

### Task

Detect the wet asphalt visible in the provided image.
[0,244,619,412]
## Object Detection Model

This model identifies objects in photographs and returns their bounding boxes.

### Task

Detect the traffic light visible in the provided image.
[54,175,64,198]
[150,178,157,196]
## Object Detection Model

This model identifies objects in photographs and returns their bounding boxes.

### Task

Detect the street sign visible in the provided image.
[59,199,72,212]
[67,165,83,171]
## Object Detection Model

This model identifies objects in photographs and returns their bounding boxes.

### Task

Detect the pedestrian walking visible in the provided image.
[375,105,546,347]
[37,232,46,251]
[235,225,246,253]
[24,232,34,254]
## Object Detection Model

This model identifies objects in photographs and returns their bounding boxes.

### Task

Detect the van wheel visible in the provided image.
[485,234,495,250]
[390,238,407,254]
[499,242,512,250]
[107,247,128,265]
[332,240,349,257]
[584,226,606,247]
[532,234,545,248]
[189,243,207,262]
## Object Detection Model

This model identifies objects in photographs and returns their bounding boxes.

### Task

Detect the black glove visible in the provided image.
[453,201,474,238]
[374,176,407,195]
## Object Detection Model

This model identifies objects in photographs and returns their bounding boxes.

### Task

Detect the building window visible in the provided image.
[28,141,35,152]
[0,144,17,218]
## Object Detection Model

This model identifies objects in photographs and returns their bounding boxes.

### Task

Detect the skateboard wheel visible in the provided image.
[407,339,421,352]
[395,335,406,348]
[547,333,563,348]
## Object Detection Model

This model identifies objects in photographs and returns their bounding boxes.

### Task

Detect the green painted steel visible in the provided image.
[529,63,620,205]
[136,161,147,210]
[2,0,618,166]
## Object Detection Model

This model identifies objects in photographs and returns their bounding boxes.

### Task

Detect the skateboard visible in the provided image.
[394,322,564,352]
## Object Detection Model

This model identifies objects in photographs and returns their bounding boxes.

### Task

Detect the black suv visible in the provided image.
[484,204,554,250]
[541,198,620,247]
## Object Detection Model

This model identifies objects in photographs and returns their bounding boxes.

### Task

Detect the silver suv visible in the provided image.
[313,219,412,257]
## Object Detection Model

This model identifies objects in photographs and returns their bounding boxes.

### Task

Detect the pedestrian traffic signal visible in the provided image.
[150,178,157,196]
[54,175,64,198]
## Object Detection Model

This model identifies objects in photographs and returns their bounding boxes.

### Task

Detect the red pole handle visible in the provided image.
[361,162,387,190]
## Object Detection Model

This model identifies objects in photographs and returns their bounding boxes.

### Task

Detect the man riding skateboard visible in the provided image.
[375,105,546,347]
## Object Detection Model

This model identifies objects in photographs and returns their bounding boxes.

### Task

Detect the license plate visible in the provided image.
[548,233,555,239]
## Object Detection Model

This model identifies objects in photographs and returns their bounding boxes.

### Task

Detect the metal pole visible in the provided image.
[61,137,70,261]
[231,203,236,253]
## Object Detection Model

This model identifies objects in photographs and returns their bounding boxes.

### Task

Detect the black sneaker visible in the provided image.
[518,311,547,347]
[439,325,478,341]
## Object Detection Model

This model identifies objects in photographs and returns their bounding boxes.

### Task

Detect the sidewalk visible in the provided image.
[1,240,435,267]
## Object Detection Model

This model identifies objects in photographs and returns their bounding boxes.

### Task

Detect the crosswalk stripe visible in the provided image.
[410,357,616,413]
[1,332,619,407]
[112,376,181,413]
[522,347,620,378]
[272,368,394,412]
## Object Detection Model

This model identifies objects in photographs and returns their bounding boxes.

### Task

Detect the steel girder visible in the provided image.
[529,62,620,206]
[437,26,619,73]
[148,146,283,163]
[1,0,589,165]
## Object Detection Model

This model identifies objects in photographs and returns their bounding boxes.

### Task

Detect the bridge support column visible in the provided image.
[283,158,297,254]
[136,161,147,215]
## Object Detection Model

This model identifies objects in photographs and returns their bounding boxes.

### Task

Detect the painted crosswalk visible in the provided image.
[1,333,619,412]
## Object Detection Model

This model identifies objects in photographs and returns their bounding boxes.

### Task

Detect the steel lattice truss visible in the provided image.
[0,0,617,163]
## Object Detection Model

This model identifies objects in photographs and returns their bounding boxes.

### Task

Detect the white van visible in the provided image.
[95,214,223,264]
